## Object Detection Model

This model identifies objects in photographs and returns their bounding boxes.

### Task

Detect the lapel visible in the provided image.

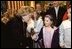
[52,7,57,19]
[53,7,61,19]
[58,7,61,19]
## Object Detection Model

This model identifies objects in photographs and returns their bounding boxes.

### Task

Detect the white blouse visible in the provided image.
[59,19,71,48]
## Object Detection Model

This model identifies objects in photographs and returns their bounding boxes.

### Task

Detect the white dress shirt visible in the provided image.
[54,6,59,18]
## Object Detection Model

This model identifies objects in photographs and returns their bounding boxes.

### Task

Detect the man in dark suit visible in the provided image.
[46,1,66,27]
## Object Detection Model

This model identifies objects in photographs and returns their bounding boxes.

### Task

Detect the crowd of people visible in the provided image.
[1,1,71,48]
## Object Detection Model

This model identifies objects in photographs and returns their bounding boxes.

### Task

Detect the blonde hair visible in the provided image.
[17,6,32,16]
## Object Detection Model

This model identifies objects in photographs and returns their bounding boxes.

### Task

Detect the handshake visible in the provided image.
[30,28,39,41]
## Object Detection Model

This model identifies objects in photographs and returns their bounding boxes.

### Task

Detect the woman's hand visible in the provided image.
[31,33,39,41]
[60,43,65,48]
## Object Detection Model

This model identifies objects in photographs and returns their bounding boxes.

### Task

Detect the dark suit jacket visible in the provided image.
[46,7,66,27]
[38,28,60,48]
[1,22,8,48]
[1,16,27,48]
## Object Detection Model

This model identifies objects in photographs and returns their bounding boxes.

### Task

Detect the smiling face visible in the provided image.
[44,15,53,27]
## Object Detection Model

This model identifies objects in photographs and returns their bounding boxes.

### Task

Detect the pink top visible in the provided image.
[43,26,54,48]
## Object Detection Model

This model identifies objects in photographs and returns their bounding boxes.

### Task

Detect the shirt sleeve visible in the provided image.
[27,19,34,33]
[34,19,43,33]
[59,23,65,47]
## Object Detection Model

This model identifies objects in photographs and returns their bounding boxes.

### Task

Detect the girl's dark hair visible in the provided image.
[44,14,54,28]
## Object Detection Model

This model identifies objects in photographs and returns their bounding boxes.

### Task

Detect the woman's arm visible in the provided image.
[59,23,65,48]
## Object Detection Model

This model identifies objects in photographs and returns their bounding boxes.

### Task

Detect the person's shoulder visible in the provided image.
[61,20,71,29]
[54,27,59,35]
[62,20,70,24]
[38,16,43,21]
[39,16,42,19]
[59,6,67,11]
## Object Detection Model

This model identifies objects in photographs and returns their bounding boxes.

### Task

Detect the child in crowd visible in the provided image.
[37,14,59,48]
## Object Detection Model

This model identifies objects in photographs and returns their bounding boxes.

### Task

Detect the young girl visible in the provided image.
[38,14,60,48]
[59,6,71,48]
